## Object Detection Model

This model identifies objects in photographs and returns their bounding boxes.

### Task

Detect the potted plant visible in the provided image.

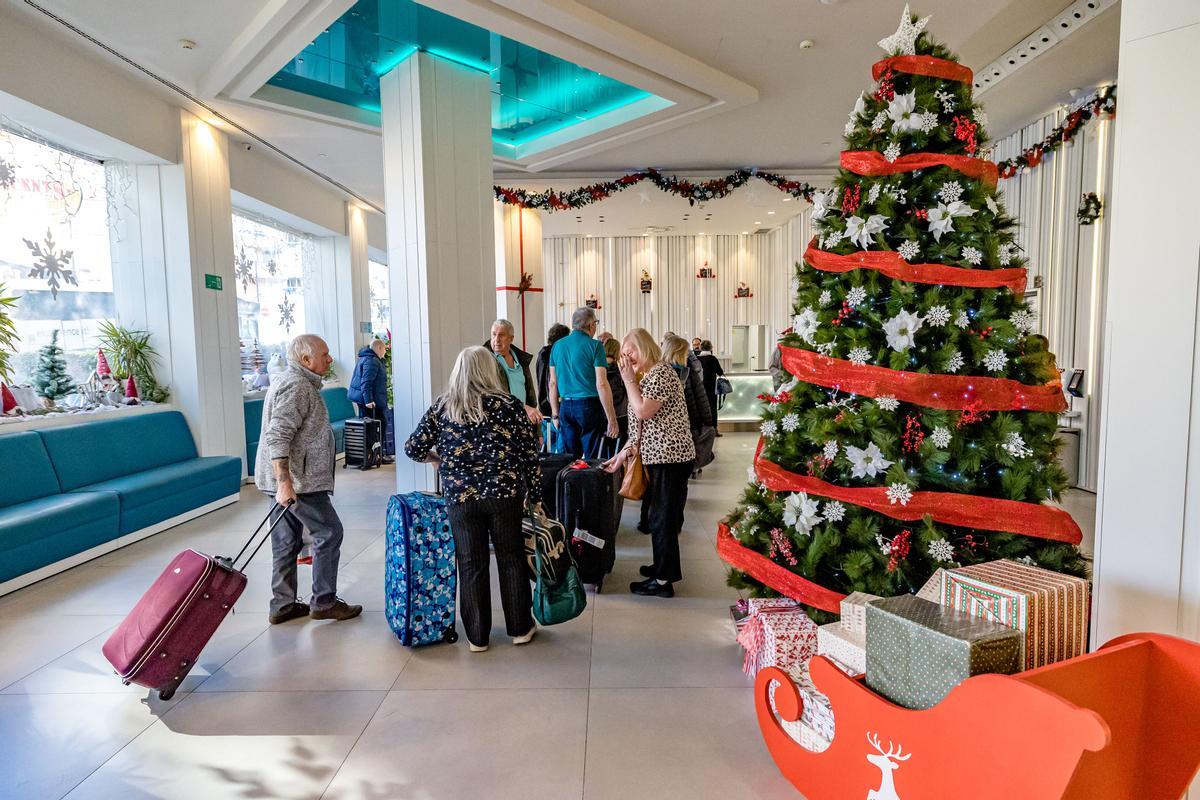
[96,321,170,403]
[0,283,19,383]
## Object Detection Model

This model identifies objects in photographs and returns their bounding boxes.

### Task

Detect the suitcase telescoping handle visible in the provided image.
[223,500,296,573]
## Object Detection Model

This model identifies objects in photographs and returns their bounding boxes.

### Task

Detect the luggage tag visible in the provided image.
[573,529,605,549]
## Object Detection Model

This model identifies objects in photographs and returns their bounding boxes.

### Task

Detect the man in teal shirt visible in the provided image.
[548,307,618,458]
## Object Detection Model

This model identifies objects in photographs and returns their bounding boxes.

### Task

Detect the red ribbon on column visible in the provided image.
[803,239,1027,293]
[872,55,973,84]
[841,151,999,188]
[779,345,1066,413]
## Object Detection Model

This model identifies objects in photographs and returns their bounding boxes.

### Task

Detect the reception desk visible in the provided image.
[718,372,775,424]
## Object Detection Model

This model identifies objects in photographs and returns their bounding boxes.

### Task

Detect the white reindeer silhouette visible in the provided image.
[865,732,911,800]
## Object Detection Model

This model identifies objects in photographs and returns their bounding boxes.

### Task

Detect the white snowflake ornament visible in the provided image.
[878,4,932,56]
[983,349,1009,372]
[962,246,983,265]
[871,111,889,133]
[846,286,868,307]
[1001,431,1034,458]
[818,289,833,306]
[876,395,900,412]
[1011,308,1038,334]
[935,90,955,113]
[883,142,902,163]
[822,229,845,250]
[937,181,964,204]
[761,419,779,438]
[926,305,951,327]
[781,413,801,432]
[823,501,846,522]
[930,426,952,448]
[945,350,965,373]
[917,111,939,134]
[954,311,971,329]
[867,183,882,204]
[886,482,914,506]
[898,240,920,261]
[846,441,893,479]
[823,440,839,460]
[998,243,1016,265]
[928,538,955,561]
[848,347,872,366]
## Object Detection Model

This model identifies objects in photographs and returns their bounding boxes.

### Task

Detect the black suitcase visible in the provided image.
[344,416,383,470]
[539,453,573,518]
[558,447,622,591]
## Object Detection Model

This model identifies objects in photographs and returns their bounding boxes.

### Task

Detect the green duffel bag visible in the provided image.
[533,548,587,626]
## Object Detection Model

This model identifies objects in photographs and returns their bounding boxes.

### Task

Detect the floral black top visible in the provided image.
[404,393,541,506]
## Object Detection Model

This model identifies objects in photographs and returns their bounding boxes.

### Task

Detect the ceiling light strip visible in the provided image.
[21,0,384,214]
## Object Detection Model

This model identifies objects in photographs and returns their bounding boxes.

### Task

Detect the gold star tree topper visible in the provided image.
[878,4,932,56]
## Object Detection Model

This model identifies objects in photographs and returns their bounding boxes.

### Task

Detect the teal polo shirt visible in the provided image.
[550,330,607,399]
[495,352,526,402]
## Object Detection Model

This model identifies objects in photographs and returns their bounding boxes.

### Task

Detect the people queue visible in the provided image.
[254,313,723,651]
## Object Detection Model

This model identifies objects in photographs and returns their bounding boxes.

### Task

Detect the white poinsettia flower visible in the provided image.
[853,92,868,118]
[792,307,820,344]
[887,92,920,133]
[845,214,889,249]
[926,200,976,241]
[883,309,924,352]
[810,188,837,221]
[845,441,893,479]
[783,491,822,535]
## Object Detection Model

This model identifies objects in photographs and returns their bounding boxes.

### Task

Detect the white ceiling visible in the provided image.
[9,0,1120,214]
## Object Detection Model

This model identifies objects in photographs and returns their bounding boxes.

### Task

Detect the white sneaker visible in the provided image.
[513,625,537,645]
[469,641,489,653]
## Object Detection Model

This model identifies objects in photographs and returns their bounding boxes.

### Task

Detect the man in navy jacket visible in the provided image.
[347,338,393,464]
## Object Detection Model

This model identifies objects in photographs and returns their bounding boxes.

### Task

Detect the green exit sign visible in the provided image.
[204,274,223,291]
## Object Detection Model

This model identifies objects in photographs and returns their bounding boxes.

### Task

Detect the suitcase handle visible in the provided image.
[224,500,295,573]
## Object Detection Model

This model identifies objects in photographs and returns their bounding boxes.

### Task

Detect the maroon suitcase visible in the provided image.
[102,504,290,700]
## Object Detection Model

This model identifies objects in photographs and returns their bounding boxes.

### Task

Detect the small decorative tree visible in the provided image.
[33,330,74,402]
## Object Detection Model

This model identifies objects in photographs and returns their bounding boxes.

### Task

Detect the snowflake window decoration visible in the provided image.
[278,295,296,333]
[234,246,256,291]
[23,230,77,300]
[265,258,278,276]
[0,157,15,190]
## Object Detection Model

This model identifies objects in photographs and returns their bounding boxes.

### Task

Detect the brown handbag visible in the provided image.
[619,451,647,500]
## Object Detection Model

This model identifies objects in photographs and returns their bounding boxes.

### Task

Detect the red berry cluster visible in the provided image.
[973,325,995,340]
[956,401,990,428]
[887,529,912,573]
[806,454,833,477]
[831,301,855,326]
[952,115,979,155]
[901,415,925,453]
[769,528,798,567]
[908,207,929,220]
[958,533,985,552]
[874,69,896,102]
[841,184,861,215]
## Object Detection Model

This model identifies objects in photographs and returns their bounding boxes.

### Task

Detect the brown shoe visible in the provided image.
[269,602,310,625]
[310,599,363,621]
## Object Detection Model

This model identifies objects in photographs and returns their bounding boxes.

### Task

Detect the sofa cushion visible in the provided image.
[322,387,355,423]
[0,431,62,508]
[40,411,199,491]
[244,397,265,476]
[0,492,120,583]
[72,456,242,534]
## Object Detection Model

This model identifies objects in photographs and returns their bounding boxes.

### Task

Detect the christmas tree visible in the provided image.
[722,6,1088,622]
[32,330,74,402]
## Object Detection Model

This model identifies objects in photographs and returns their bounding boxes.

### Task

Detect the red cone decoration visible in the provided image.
[1,383,17,414]
[124,374,139,401]
[96,348,112,377]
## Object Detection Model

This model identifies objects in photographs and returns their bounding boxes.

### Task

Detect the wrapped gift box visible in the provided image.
[737,602,817,676]
[866,594,1022,710]
[838,591,879,637]
[767,664,837,744]
[729,602,750,642]
[942,559,1090,670]
[818,622,866,677]
[916,568,947,603]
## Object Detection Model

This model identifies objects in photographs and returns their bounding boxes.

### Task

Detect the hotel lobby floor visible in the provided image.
[0,433,1096,799]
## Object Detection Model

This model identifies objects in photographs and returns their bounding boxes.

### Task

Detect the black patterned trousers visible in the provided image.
[447,496,533,646]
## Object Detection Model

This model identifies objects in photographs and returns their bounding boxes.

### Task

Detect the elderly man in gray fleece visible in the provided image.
[255,334,362,624]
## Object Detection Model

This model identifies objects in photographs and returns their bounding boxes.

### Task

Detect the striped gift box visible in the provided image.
[941,560,1090,670]
[838,591,879,637]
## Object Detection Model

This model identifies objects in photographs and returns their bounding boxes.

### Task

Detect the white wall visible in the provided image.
[993,109,1116,490]
[1094,0,1200,652]
[543,210,813,355]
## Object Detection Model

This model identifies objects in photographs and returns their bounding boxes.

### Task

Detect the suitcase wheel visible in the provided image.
[158,687,176,701]
[443,628,459,645]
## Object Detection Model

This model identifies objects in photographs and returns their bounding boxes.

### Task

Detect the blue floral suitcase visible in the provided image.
[385,492,459,646]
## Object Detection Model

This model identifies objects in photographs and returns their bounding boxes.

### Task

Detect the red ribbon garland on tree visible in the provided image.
[717,523,847,612]
[779,344,1066,413]
[872,55,973,84]
[803,239,1028,294]
[841,151,999,188]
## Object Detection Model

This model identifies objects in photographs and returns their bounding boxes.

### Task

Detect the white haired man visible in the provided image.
[548,307,619,458]
[484,319,541,425]
[255,334,362,624]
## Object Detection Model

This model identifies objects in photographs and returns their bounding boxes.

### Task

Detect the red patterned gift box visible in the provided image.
[942,559,1090,670]
[737,600,818,676]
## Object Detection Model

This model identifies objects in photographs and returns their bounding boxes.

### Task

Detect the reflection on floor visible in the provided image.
[0,433,1096,800]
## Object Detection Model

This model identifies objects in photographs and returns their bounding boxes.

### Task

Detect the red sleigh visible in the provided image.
[757,632,1200,799]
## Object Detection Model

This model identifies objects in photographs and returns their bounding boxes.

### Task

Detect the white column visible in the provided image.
[309,202,371,380]
[380,53,495,491]
[1094,0,1200,666]
[495,203,545,354]
[154,110,245,461]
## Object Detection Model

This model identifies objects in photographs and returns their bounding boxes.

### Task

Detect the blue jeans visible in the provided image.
[267,491,344,614]
[560,397,606,459]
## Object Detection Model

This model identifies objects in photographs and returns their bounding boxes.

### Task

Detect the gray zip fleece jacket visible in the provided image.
[255,363,336,495]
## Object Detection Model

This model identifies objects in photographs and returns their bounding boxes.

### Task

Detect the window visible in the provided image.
[233,212,312,376]
[0,127,114,384]
[368,258,389,336]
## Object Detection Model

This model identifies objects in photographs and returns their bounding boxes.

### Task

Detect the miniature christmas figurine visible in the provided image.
[124,374,140,405]
[252,366,271,390]
[267,352,286,374]
[1,382,17,415]
[95,347,112,378]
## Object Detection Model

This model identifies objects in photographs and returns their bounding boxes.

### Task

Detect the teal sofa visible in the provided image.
[244,386,354,476]
[0,411,241,587]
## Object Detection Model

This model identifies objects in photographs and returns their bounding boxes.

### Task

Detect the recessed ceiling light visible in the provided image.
[179,38,197,50]
[768,211,776,215]
[742,231,749,235]
[799,39,815,49]
[754,221,761,225]
[782,197,792,202]
[586,234,593,238]
[698,231,705,235]
[318,153,327,158]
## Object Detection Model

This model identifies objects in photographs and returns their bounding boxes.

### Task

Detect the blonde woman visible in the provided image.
[602,329,696,597]
[405,346,540,651]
